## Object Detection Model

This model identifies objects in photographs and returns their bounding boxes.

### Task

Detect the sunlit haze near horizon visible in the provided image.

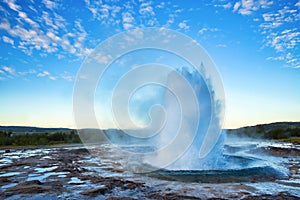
[0,0,299,129]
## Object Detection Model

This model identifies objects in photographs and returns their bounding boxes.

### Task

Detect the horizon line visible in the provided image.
[1,120,300,130]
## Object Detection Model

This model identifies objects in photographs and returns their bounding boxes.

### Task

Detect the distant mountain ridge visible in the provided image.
[1,122,300,145]
[0,126,72,133]
[1,122,300,133]
[227,121,300,140]
[228,122,300,131]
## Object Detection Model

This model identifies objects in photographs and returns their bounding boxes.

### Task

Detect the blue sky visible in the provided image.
[0,0,299,128]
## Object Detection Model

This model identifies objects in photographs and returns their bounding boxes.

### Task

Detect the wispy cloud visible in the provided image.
[37,70,56,80]
[0,66,74,82]
[0,0,90,59]
[198,27,219,34]
[233,2,241,12]
[0,66,39,80]
[18,69,36,76]
[37,70,50,77]
[230,0,299,68]
[214,2,232,9]
[259,5,300,68]
[85,1,122,26]
[3,0,21,12]
[2,35,14,46]
[2,66,15,75]
[0,66,15,80]
[217,44,227,48]
[42,0,57,9]
[94,53,113,65]
[60,71,74,82]
[84,0,164,30]
[233,0,273,15]
[139,2,155,16]
[178,20,189,31]
[122,12,135,30]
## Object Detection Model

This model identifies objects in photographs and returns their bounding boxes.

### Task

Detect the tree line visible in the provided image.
[0,131,81,146]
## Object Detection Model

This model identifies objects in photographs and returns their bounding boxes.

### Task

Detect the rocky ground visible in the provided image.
[0,142,300,200]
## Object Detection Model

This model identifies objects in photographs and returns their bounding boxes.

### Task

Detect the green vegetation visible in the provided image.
[227,122,300,144]
[278,137,300,145]
[261,127,300,140]
[0,131,81,147]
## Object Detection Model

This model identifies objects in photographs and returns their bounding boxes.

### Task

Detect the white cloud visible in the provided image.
[46,31,60,42]
[41,11,60,30]
[223,3,232,9]
[0,19,10,30]
[233,0,273,15]
[18,69,36,76]
[49,76,56,80]
[296,1,300,7]
[266,56,284,61]
[259,0,274,8]
[3,0,21,12]
[42,0,57,9]
[18,11,39,28]
[122,12,135,30]
[178,20,189,30]
[0,67,38,80]
[232,1,299,68]
[139,2,155,16]
[217,44,227,48]
[2,35,14,45]
[214,2,232,9]
[37,71,50,77]
[61,74,73,82]
[123,23,134,30]
[156,2,165,9]
[165,13,175,27]
[198,28,208,34]
[0,1,90,59]
[122,12,134,23]
[37,70,56,80]
[233,1,241,11]
[198,27,219,34]
[94,53,113,64]
[2,66,15,75]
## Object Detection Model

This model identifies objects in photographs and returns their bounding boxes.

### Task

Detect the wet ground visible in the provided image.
[0,140,300,199]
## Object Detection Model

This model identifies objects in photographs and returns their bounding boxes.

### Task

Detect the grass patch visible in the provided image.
[278,137,300,145]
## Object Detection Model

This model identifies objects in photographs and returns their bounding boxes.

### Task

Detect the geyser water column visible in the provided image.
[73,28,225,173]
[158,67,225,170]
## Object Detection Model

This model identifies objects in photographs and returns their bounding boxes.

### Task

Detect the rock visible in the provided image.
[261,147,300,157]
[5,180,63,196]
[0,177,12,187]
[6,180,46,194]
[106,197,136,200]
[147,192,201,200]
[80,186,109,196]
[242,193,300,200]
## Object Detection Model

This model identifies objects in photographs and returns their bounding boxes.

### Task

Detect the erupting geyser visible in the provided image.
[73,28,226,173]
[140,66,225,171]
[73,27,289,183]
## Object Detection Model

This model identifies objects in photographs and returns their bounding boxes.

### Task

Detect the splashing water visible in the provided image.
[74,28,287,177]
[143,66,224,170]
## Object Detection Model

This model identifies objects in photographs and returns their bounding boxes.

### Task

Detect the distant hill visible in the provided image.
[227,122,300,140]
[1,121,300,142]
[229,122,300,132]
[0,126,72,134]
